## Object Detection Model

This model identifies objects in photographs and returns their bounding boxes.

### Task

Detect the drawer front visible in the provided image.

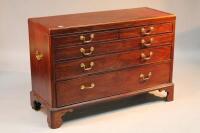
[55,33,173,61]
[52,30,119,47]
[56,45,172,80]
[56,62,171,107]
[120,23,173,39]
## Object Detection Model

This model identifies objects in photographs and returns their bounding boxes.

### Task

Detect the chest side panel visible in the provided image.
[28,20,54,107]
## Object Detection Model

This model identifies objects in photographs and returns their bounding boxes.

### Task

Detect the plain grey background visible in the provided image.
[1,0,200,132]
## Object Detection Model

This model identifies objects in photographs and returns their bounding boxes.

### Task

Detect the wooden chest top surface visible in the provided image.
[29,7,175,34]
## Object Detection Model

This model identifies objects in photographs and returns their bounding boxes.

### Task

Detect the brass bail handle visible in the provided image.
[141,38,154,47]
[80,62,95,71]
[80,83,95,90]
[141,26,154,35]
[80,34,94,43]
[80,47,95,56]
[140,72,152,82]
[35,50,43,61]
[141,51,153,61]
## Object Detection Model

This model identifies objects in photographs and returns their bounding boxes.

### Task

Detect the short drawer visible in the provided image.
[55,33,173,61]
[56,45,172,81]
[52,30,119,47]
[120,23,173,39]
[56,62,171,107]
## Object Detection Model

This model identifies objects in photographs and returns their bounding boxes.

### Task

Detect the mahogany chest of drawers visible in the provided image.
[28,7,176,128]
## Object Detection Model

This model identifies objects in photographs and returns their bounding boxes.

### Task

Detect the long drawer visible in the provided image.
[55,45,172,81]
[55,33,173,61]
[56,62,171,107]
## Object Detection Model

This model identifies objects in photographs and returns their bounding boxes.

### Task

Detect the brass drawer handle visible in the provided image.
[35,50,43,61]
[80,34,94,43]
[80,47,94,56]
[141,51,153,61]
[140,72,152,82]
[80,62,95,71]
[80,83,95,90]
[141,38,154,47]
[141,26,154,35]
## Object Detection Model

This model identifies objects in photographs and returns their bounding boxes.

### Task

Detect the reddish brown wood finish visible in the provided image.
[55,33,174,61]
[28,7,176,129]
[56,46,172,80]
[120,22,173,39]
[52,30,119,47]
[166,85,174,101]
[56,62,171,107]
[28,20,54,107]
[29,7,175,35]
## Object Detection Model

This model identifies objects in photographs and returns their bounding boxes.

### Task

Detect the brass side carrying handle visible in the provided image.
[141,38,154,47]
[80,83,95,90]
[80,62,95,71]
[140,72,152,82]
[141,51,153,61]
[80,34,94,43]
[80,47,94,56]
[141,26,154,35]
[35,50,43,61]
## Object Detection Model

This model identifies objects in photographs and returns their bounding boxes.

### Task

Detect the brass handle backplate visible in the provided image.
[80,34,94,43]
[80,83,95,90]
[141,38,154,47]
[140,72,152,82]
[141,26,154,35]
[141,51,153,61]
[35,50,43,61]
[80,47,94,56]
[80,62,95,71]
